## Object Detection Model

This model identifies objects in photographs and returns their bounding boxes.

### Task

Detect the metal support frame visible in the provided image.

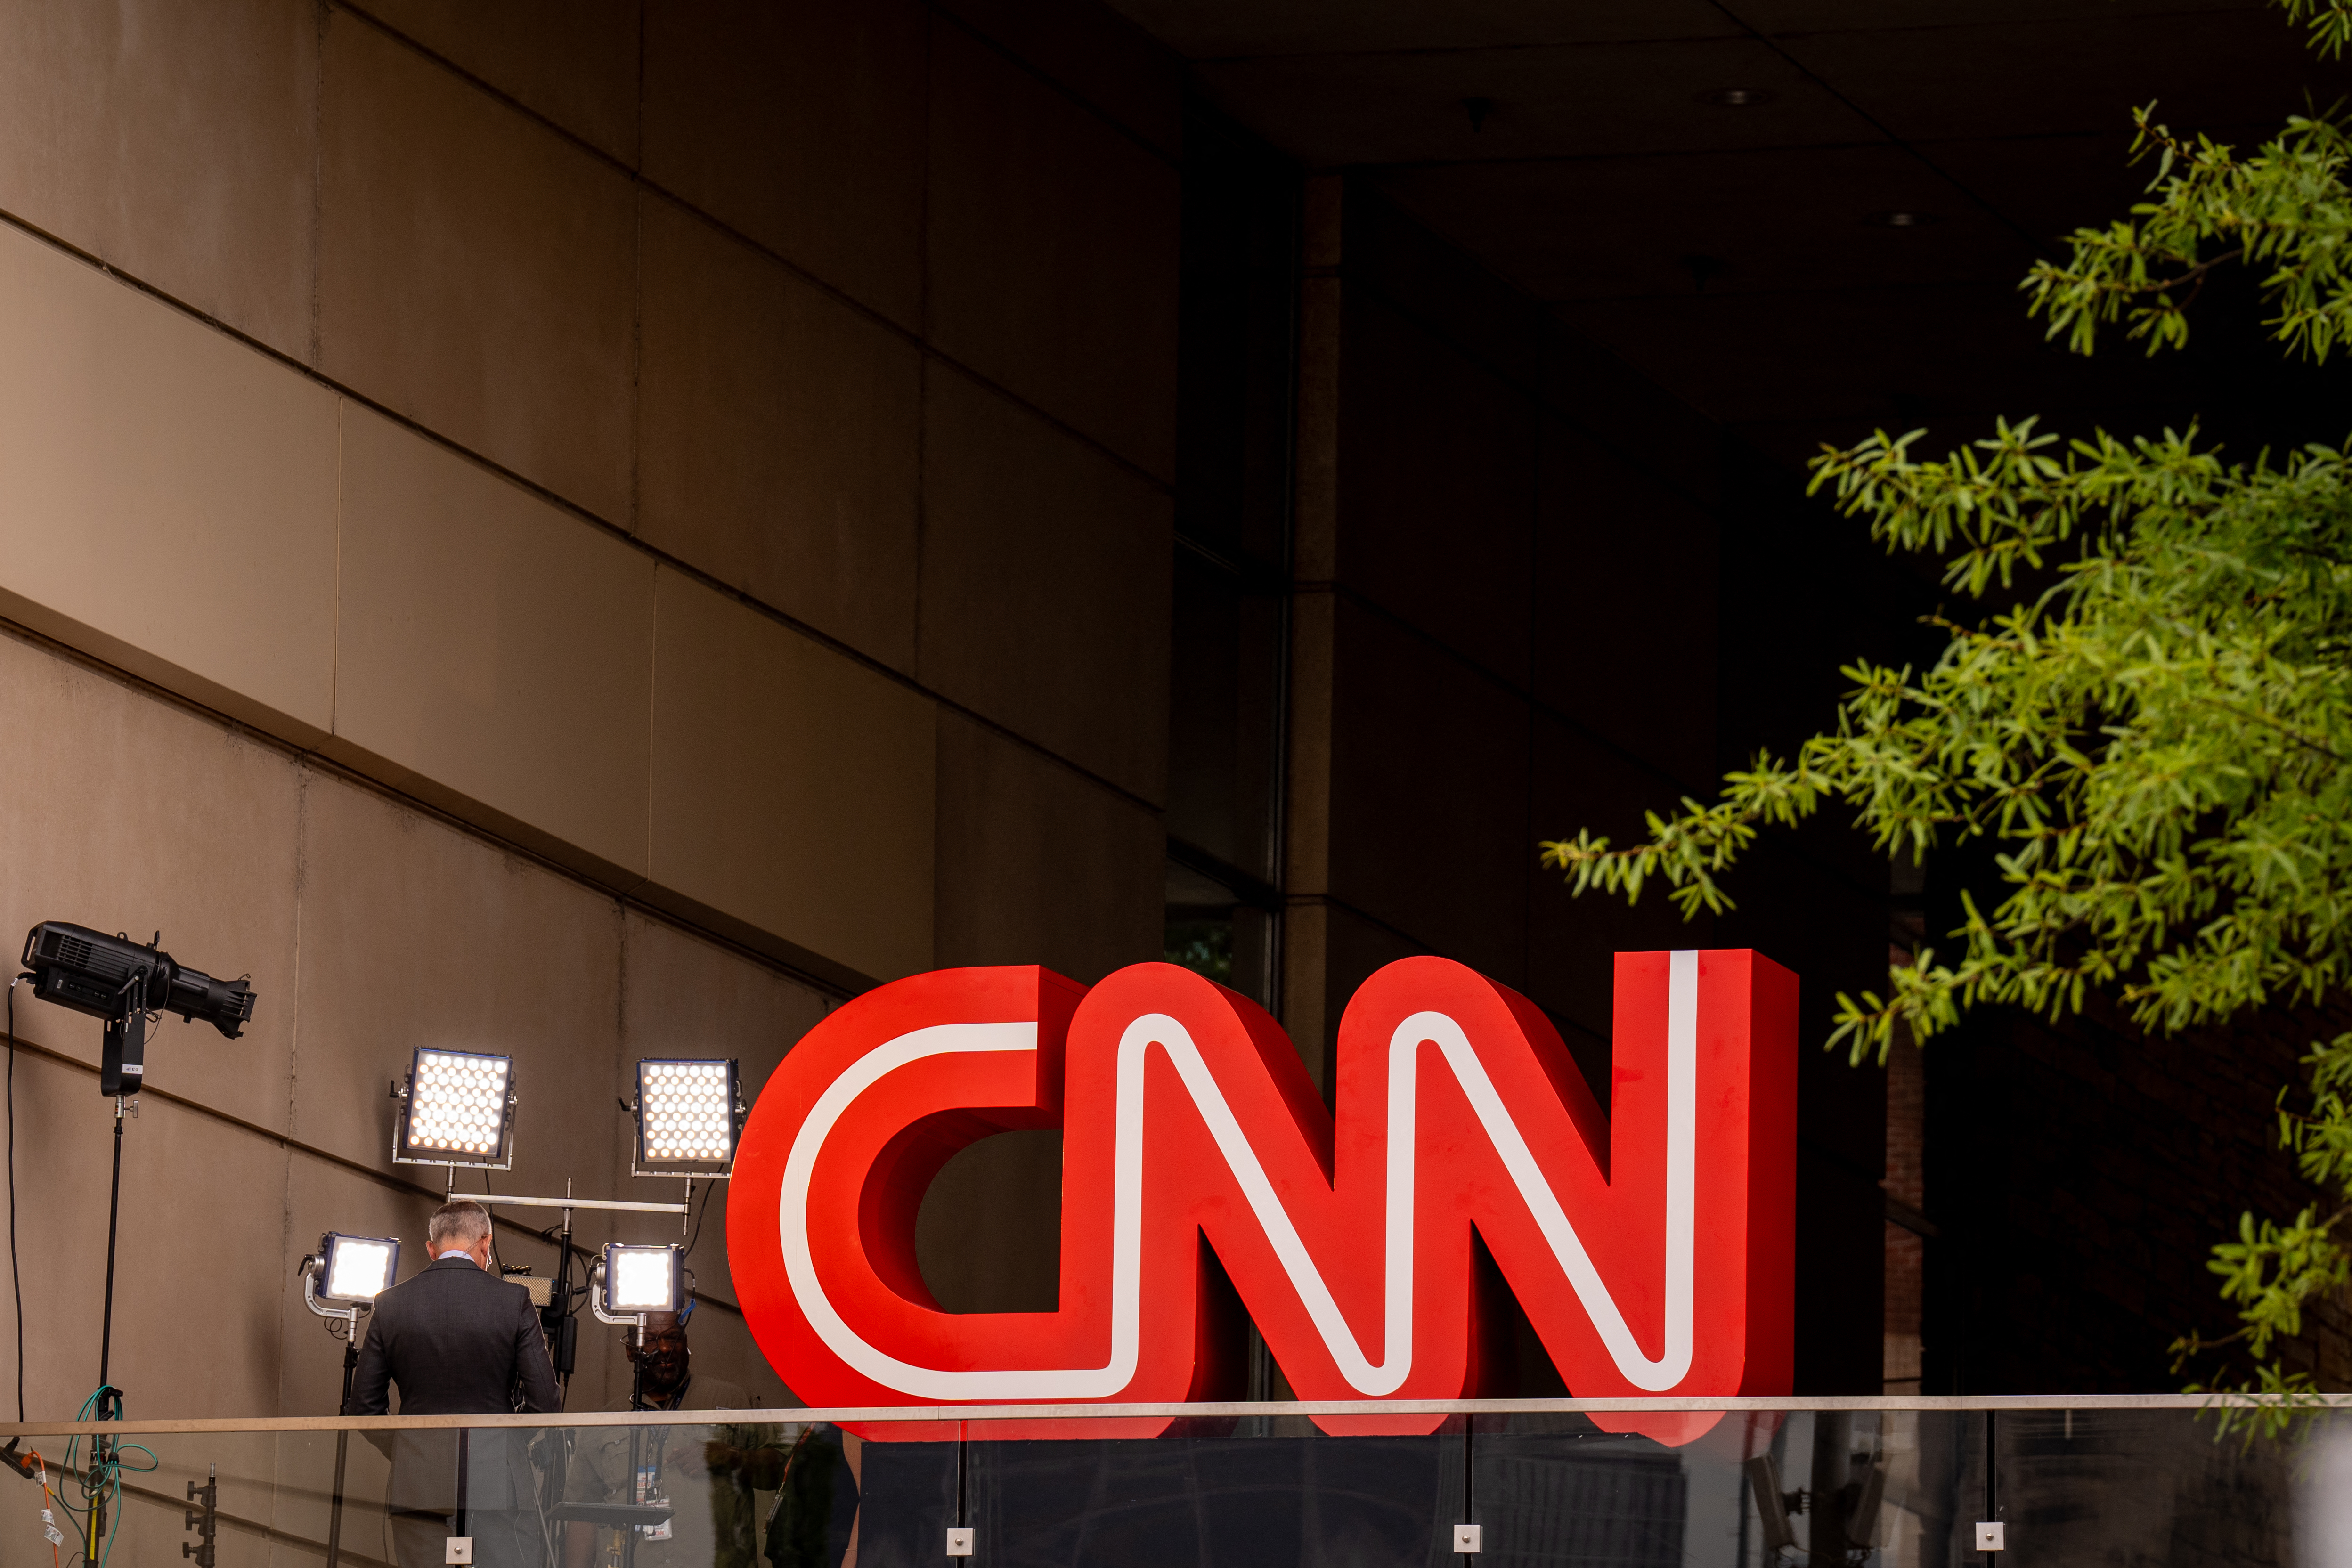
[478,1193,688,1217]
[83,1091,132,1568]
[180,1464,216,1567]
[297,1256,372,1568]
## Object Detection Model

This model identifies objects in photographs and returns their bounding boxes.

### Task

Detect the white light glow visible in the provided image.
[405,1050,511,1157]
[324,1236,398,1300]
[639,1060,734,1164]
[608,1246,678,1313]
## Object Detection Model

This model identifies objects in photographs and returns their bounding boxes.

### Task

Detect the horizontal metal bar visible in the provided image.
[0,1391,2335,1438]
[480,1194,689,1214]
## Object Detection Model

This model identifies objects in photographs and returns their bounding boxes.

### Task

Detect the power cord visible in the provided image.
[56,1388,156,1568]
[0,979,27,1487]
[8,977,21,1422]
[684,1178,715,1260]
[482,1169,505,1276]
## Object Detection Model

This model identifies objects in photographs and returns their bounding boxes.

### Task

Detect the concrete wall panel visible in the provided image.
[11,1061,295,1421]
[928,20,1182,479]
[649,571,936,986]
[355,0,644,164]
[333,406,656,884]
[291,773,628,1202]
[320,12,637,520]
[637,197,923,671]
[643,0,928,326]
[0,632,302,1135]
[0,223,339,742]
[610,910,825,1406]
[919,369,1173,804]
[0,0,316,357]
[932,712,1162,983]
[932,0,1182,158]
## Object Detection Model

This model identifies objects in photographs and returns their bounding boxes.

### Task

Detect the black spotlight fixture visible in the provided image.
[15,921,255,1518]
[21,922,255,1097]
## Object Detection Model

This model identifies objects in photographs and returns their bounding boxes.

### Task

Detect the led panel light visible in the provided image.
[397,1047,514,1167]
[603,1243,684,1316]
[318,1233,401,1303]
[633,1058,741,1176]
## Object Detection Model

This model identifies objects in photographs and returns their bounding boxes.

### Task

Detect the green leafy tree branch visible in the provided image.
[1541,0,2352,1421]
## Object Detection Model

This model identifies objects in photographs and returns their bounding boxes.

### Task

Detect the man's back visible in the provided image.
[347,1255,561,1416]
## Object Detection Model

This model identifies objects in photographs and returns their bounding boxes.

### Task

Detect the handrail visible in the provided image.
[0,1391,2337,1438]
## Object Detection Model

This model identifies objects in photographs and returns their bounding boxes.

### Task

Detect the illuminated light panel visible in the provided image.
[606,1243,681,1315]
[321,1234,400,1302]
[404,1048,512,1159]
[636,1058,739,1170]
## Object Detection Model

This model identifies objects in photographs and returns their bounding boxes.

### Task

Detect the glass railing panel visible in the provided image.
[0,1404,2336,1568]
[1986,1406,2306,1568]
[0,1429,325,1568]
[551,1419,942,1568]
[964,1426,1451,1566]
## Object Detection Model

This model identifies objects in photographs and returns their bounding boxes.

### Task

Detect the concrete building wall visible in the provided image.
[0,0,1179,1419]
[0,0,1945,1419]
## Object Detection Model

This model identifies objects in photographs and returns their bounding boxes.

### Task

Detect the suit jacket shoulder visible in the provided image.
[352,1256,557,1417]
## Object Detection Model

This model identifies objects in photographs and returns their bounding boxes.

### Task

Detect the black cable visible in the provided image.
[683,1179,716,1260]
[8,977,21,1422]
[531,1220,594,1319]
[482,1169,505,1275]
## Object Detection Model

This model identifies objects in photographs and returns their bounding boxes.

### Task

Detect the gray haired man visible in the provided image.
[348,1199,562,1568]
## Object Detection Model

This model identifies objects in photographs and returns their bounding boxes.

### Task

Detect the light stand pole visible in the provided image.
[84,1081,135,1568]
[61,967,154,1567]
[325,1341,357,1568]
[589,1259,659,1568]
[8,926,255,1567]
[299,1258,374,1568]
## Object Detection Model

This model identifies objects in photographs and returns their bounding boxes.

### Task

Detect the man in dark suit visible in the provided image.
[347,1198,562,1568]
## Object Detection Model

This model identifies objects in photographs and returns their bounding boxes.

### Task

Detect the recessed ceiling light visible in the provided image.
[1701,88,1776,107]
[1865,211,1940,227]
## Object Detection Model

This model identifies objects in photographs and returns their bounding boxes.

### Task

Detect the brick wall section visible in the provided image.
[1885,991,1925,1388]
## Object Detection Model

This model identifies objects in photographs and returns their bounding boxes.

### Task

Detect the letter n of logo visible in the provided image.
[728,950,1797,1443]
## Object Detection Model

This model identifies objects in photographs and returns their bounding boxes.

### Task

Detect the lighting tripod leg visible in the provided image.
[326,1340,358,1568]
[86,1100,126,1568]
[98,1103,122,1392]
[622,1357,644,1568]
[324,1431,349,1568]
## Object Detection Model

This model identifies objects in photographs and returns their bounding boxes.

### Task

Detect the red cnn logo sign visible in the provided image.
[729,950,1796,1442]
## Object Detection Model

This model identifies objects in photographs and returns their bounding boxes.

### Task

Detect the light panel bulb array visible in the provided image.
[324,1237,398,1300]
[640,1061,735,1163]
[606,1244,681,1314]
[406,1050,510,1156]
